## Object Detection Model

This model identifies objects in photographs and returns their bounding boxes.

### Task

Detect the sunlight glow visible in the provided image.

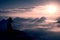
[45,5,58,14]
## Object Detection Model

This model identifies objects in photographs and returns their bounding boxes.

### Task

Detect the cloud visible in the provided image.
[0,8,34,13]
[0,0,46,14]
[24,28,60,40]
[12,17,60,31]
[30,18,39,22]
[0,10,12,13]
[0,0,45,9]
[0,0,60,17]
[36,17,46,23]
[12,17,47,30]
[12,17,33,30]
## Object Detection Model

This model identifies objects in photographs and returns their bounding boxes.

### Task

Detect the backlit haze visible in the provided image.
[0,0,60,32]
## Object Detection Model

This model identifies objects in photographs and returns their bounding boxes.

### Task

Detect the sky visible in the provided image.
[0,0,60,20]
[0,0,60,33]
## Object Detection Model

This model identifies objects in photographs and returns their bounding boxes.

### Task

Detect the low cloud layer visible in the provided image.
[11,17,60,31]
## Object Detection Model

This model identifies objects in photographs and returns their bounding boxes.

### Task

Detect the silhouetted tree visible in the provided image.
[0,17,32,40]
[7,17,13,32]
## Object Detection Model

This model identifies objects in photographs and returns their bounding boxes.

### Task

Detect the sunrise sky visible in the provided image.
[0,0,60,21]
[1,0,60,33]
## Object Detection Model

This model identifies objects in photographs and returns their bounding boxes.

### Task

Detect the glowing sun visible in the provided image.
[45,5,58,14]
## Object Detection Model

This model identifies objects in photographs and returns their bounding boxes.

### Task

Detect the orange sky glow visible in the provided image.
[6,2,59,19]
